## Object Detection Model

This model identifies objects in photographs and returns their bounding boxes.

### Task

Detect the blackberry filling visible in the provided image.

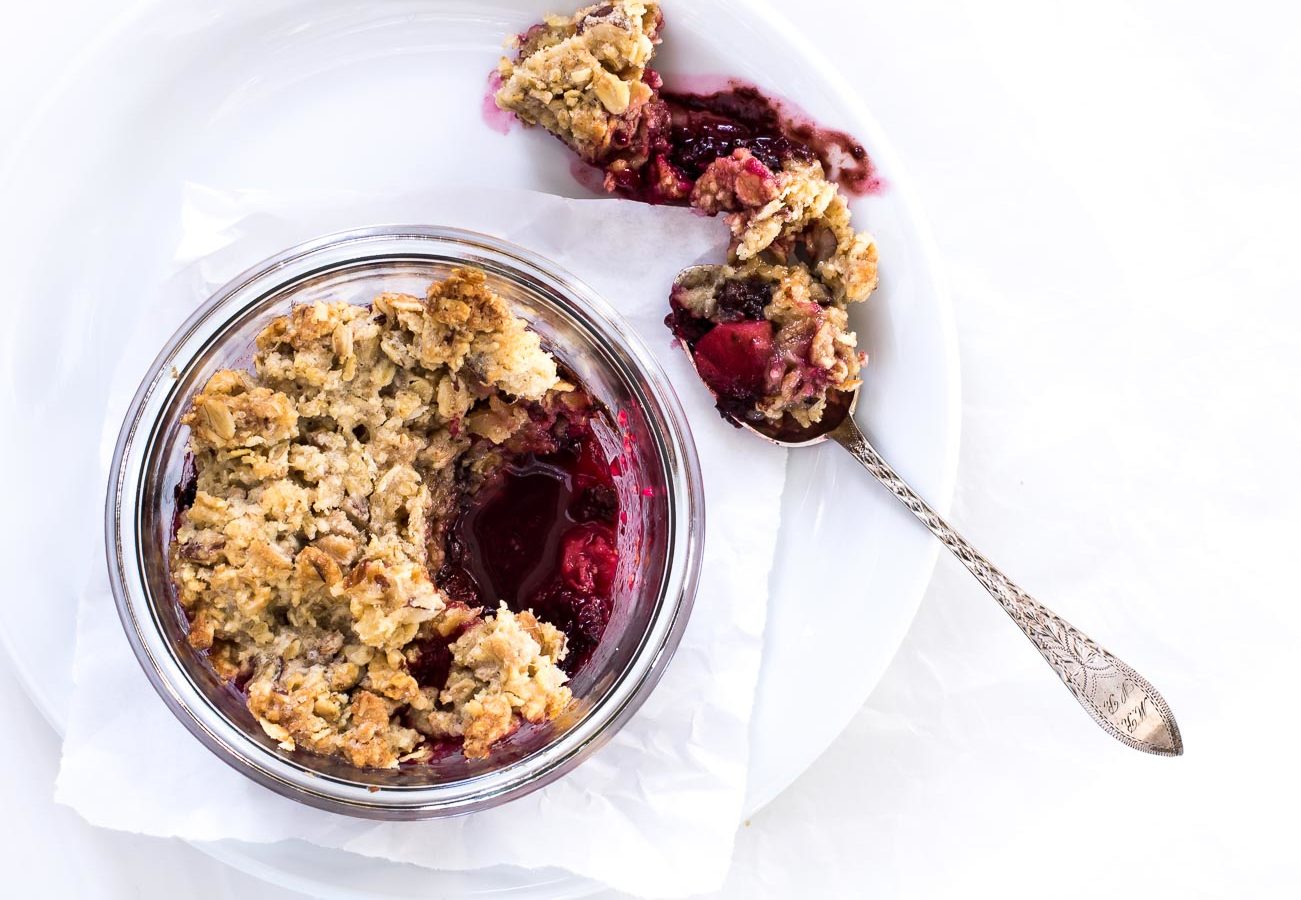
[713,276,772,322]
[439,400,622,674]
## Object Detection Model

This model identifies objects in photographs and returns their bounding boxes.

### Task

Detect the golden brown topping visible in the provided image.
[410,606,571,759]
[172,271,573,768]
[183,371,299,452]
[495,1,663,164]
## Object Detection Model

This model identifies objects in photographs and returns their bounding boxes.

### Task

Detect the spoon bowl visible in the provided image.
[670,265,861,446]
[672,332,858,446]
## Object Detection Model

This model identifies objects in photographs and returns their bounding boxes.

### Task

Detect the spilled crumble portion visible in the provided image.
[494,1,879,429]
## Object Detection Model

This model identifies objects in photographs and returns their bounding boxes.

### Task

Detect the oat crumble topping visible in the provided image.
[495,1,667,171]
[171,268,594,767]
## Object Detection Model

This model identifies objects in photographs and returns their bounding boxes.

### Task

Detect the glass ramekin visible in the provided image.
[105,226,704,818]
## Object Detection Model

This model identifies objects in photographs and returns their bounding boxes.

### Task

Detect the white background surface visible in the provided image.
[2,0,1298,898]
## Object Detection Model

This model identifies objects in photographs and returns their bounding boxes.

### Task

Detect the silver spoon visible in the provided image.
[673,270,1183,756]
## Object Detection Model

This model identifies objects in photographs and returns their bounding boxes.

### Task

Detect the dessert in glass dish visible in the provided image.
[171,268,624,767]
[111,227,702,816]
[494,0,879,429]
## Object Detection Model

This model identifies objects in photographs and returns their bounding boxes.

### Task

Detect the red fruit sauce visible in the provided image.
[438,410,621,675]
[481,71,515,136]
[604,79,881,205]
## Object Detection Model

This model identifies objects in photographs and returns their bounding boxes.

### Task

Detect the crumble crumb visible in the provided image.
[495,1,666,169]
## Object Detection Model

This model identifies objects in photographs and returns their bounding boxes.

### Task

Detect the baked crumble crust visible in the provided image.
[407,606,571,760]
[495,1,666,169]
[172,268,577,766]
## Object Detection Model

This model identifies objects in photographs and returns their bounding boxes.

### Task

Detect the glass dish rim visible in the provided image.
[104,224,705,818]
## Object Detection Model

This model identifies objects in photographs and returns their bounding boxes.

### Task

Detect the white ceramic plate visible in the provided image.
[0,0,958,896]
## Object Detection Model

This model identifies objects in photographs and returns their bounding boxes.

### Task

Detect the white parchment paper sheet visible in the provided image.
[55,185,786,898]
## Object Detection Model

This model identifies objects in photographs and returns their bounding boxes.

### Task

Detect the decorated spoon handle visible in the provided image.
[830,417,1183,756]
